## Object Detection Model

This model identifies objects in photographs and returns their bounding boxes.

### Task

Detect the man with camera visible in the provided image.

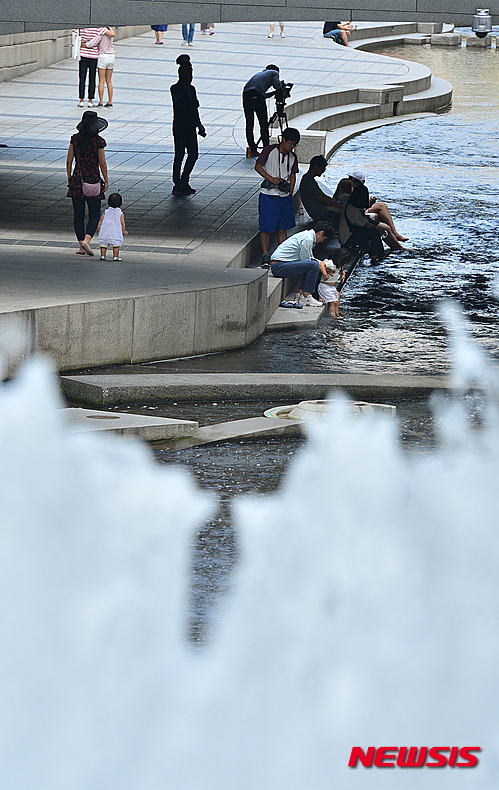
[242,64,284,157]
[255,127,300,267]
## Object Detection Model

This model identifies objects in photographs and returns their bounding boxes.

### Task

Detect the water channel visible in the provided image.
[100,43,499,643]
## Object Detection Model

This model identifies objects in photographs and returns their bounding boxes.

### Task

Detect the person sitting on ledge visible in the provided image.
[348,170,408,242]
[299,156,353,230]
[270,220,336,307]
[322,21,356,46]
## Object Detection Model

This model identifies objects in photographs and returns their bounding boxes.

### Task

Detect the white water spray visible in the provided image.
[1,313,498,788]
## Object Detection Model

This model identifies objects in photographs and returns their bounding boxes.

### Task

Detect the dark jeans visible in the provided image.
[172,126,199,185]
[72,195,101,241]
[79,57,98,100]
[270,259,320,294]
[243,89,269,150]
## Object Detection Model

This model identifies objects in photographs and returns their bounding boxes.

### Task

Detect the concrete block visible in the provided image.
[466,33,492,47]
[161,416,302,451]
[245,274,268,346]
[357,85,404,104]
[34,299,134,371]
[272,131,326,162]
[430,32,462,46]
[64,407,199,442]
[193,284,248,355]
[417,22,443,34]
[131,291,196,364]
[0,310,34,376]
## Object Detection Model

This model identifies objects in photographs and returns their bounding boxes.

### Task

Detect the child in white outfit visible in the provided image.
[317,249,348,317]
[97,192,128,261]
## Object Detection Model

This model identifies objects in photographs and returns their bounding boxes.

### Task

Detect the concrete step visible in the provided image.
[63,407,199,441]
[266,302,325,331]
[60,373,457,407]
[157,416,302,450]
[266,274,283,320]
[398,76,453,114]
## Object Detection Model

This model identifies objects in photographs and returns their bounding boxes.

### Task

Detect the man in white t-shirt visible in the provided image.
[255,127,300,266]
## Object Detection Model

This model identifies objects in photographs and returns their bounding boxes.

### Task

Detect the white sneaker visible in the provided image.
[87,100,94,107]
[300,294,323,307]
[280,32,285,37]
[78,100,84,108]
[268,33,274,38]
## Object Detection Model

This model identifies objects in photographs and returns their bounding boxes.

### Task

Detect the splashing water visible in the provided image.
[1,320,499,787]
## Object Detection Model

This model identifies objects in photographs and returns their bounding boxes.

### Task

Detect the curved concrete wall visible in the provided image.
[1,0,497,33]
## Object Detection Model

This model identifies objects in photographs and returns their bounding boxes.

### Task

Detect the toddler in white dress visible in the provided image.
[97,192,128,261]
[318,252,347,317]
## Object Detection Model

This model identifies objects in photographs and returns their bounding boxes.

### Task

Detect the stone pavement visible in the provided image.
[0,21,411,256]
[0,21,422,368]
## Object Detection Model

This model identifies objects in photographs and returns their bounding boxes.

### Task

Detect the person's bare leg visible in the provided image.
[113,245,120,259]
[377,221,404,251]
[276,229,287,245]
[370,202,408,241]
[106,69,113,104]
[269,23,275,36]
[97,68,105,104]
[260,231,270,254]
[341,30,349,45]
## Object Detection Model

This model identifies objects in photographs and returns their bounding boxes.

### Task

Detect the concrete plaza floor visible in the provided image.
[0,21,418,367]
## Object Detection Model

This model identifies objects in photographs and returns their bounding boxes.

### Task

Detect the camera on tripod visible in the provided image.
[274,82,293,116]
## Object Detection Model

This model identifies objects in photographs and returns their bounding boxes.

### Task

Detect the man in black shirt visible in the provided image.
[299,155,343,228]
[242,64,282,156]
[322,21,356,46]
[170,55,206,195]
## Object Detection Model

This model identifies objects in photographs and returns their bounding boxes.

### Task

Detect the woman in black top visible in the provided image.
[66,111,109,256]
[170,56,206,195]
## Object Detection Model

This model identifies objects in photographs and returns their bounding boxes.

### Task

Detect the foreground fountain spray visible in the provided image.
[1,306,498,789]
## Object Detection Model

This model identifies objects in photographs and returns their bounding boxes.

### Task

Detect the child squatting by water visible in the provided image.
[98,192,128,261]
[317,251,347,317]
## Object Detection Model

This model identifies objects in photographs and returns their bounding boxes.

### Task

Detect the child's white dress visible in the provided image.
[318,265,340,303]
[98,207,123,247]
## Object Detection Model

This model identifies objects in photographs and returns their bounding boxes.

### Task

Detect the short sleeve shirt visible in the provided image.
[257,144,299,197]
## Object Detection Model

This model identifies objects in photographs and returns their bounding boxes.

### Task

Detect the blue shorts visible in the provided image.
[258,193,295,233]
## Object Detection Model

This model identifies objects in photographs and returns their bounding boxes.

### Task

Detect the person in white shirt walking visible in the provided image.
[97,193,128,261]
[270,221,336,306]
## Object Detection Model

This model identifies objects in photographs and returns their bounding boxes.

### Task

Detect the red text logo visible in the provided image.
[348,746,481,768]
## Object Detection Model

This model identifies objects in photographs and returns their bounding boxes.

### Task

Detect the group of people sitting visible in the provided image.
[300,156,407,261]
[257,149,408,317]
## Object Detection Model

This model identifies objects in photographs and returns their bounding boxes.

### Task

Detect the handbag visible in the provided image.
[72,29,81,61]
[81,180,102,198]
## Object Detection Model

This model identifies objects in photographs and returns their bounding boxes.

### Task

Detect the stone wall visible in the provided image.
[0,26,149,83]
[2,0,498,32]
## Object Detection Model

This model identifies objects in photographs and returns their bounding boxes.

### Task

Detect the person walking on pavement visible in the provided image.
[66,111,109,256]
[242,64,283,157]
[182,24,195,46]
[151,25,168,44]
[170,55,206,195]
